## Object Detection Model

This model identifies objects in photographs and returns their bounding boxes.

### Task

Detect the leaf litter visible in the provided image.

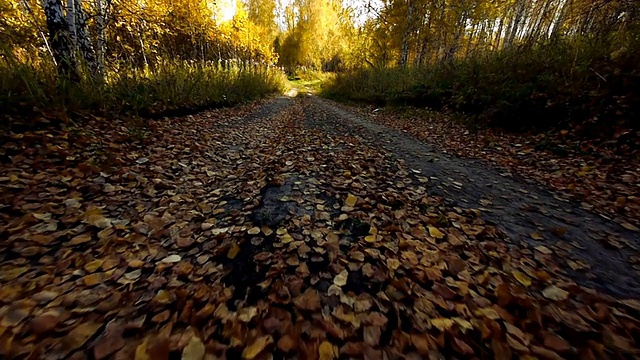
[0,96,639,359]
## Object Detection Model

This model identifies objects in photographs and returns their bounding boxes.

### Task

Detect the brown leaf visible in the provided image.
[294,289,321,311]
[531,346,564,360]
[452,337,474,355]
[363,326,381,346]
[63,322,102,352]
[135,334,169,360]
[277,335,296,353]
[82,273,104,286]
[29,311,62,334]
[0,267,29,281]
[506,334,530,353]
[228,243,240,259]
[543,332,571,353]
[68,233,93,245]
[94,321,125,360]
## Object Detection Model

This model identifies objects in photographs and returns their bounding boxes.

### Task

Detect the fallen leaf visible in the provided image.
[334,270,348,286]
[68,233,93,245]
[161,254,182,263]
[428,226,445,239]
[530,232,544,240]
[248,227,261,235]
[535,245,553,255]
[84,259,104,273]
[512,270,532,287]
[294,289,321,311]
[182,336,205,360]
[542,285,569,301]
[319,341,337,360]
[63,322,102,352]
[242,335,272,359]
[621,222,639,232]
[345,194,357,207]
[228,243,240,259]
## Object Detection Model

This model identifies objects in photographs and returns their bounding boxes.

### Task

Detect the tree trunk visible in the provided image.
[73,0,97,70]
[506,0,527,46]
[43,0,78,80]
[95,0,107,76]
[66,0,76,48]
[416,10,433,67]
[494,17,504,50]
[399,0,414,67]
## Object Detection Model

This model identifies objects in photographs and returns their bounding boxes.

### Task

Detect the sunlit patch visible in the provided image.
[211,0,236,23]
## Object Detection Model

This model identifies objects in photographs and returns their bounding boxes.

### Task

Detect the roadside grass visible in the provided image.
[324,33,640,135]
[0,52,287,119]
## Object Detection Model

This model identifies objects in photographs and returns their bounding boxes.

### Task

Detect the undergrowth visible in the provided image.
[325,32,640,135]
[0,53,287,118]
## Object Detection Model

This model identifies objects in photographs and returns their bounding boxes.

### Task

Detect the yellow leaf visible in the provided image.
[84,259,104,273]
[82,273,103,286]
[227,243,240,259]
[248,227,260,235]
[430,318,454,332]
[386,258,401,270]
[0,267,29,281]
[477,307,500,320]
[512,270,532,287]
[345,194,357,207]
[364,235,376,243]
[621,222,639,232]
[530,232,544,240]
[319,341,337,360]
[63,322,102,351]
[242,335,273,359]
[334,270,348,286]
[182,336,205,360]
[453,318,473,331]
[534,245,553,255]
[428,226,445,239]
[261,226,273,236]
[280,233,293,244]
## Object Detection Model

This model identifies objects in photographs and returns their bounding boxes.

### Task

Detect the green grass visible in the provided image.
[286,69,333,95]
[0,54,287,117]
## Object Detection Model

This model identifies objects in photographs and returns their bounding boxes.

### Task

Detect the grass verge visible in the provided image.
[324,33,640,136]
[1,54,287,119]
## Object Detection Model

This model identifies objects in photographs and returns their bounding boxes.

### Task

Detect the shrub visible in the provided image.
[325,32,640,133]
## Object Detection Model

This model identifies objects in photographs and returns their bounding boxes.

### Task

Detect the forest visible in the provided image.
[2,0,640,132]
[2,0,640,359]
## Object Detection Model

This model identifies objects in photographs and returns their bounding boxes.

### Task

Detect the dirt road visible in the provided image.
[1,94,639,359]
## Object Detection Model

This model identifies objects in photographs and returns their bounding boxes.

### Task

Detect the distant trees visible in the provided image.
[356,0,640,68]
[2,0,284,79]
[276,0,355,72]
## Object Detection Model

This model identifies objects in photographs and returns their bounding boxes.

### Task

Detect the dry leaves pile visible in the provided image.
[1,98,639,359]
[365,108,640,231]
